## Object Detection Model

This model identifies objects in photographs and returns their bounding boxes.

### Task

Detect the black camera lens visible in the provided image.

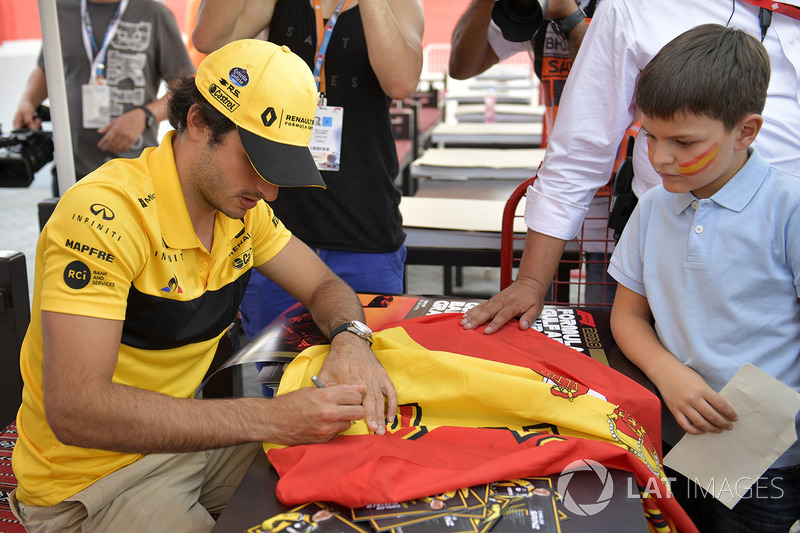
[491,0,546,42]
[504,0,541,22]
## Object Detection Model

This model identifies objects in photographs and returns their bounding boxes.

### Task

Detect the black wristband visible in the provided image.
[136,106,155,129]
[550,6,586,40]
[330,321,374,345]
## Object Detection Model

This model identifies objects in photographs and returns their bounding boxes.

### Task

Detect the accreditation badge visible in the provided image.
[82,82,111,129]
[310,105,344,172]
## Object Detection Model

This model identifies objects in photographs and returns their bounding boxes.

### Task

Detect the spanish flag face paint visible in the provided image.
[678,142,720,176]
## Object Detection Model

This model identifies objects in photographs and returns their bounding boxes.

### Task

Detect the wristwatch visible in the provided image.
[550,6,586,40]
[330,320,374,345]
[137,105,156,129]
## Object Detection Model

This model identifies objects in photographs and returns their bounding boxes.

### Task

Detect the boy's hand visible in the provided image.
[654,360,738,435]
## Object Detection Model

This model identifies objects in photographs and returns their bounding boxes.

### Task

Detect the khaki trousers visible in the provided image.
[9,442,261,533]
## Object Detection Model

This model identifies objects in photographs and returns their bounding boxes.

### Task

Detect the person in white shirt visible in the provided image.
[461,0,800,334]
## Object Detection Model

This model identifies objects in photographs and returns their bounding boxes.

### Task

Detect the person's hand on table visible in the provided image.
[97,108,148,153]
[460,277,547,334]
[319,333,397,436]
[267,384,366,445]
[653,358,738,436]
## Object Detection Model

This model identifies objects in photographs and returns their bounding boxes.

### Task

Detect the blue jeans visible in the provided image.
[665,461,800,532]
[239,245,407,339]
[584,252,617,305]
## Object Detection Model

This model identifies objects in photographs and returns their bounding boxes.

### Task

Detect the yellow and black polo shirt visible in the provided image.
[14,130,291,506]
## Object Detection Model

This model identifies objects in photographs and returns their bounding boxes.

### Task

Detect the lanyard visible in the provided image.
[312,0,353,95]
[81,0,129,82]
[740,0,800,20]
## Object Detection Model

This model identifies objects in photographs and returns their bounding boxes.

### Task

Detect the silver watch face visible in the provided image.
[348,320,373,337]
[348,320,374,342]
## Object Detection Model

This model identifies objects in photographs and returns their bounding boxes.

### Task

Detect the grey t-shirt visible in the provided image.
[38,0,193,178]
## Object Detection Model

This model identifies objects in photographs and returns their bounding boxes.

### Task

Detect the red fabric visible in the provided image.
[0,422,24,533]
[268,427,694,532]
[739,0,800,20]
[267,315,693,531]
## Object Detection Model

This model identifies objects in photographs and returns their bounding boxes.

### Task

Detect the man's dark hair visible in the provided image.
[635,23,770,131]
[167,75,236,145]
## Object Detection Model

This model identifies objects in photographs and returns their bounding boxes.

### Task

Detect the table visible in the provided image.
[399,194,527,296]
[401,196,525,234]
[445,90,534,106]
[410,148,544,180]
[454,103,545,123]
[414,178,519,201]
[431,123,543,147]
[210,298,655,533]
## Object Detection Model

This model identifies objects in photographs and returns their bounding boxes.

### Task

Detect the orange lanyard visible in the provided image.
[312,0,354,95]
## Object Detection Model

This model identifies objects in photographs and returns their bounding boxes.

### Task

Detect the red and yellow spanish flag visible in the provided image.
[265,314,696,533]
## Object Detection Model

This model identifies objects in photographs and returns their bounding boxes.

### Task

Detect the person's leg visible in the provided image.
[199,442,261,514]
[322,244,407,295]
[665,462,800,533]
[699,465,800,533]
[9,489,86,533]
[11,447,258,533]
[78,451,217,533]
[583,252,617,304]
[580,196,617,305]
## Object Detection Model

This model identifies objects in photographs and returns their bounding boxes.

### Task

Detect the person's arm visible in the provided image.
[96,93,170,153]
[448,0,499,80]
[191,0,276,54]
[610,285,737,435]
[461,229,565,333]
[464,0,642,333]
[359,0,424,99]
[13,65,48,130]
[257,237,397,435]
[42,311,365,453]
[546,0,588,58]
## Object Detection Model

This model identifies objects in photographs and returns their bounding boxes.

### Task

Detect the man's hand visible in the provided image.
[96,108,148,153]
[654,360,738,435]
[13,100,42,131]
[460,277,547,334]
[318,333,397,436]
[267,384,366,445]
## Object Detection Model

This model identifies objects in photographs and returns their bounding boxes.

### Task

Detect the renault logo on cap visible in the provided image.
[262,108,277,127]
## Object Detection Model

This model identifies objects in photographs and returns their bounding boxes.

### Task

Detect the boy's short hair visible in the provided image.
[635,23,770,131]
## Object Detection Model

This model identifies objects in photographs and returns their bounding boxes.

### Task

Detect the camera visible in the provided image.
[491,0,549,42]
[0,106,55,188]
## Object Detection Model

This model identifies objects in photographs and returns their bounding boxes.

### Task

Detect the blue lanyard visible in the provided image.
[81,0,129,81]
[312,0,351,94]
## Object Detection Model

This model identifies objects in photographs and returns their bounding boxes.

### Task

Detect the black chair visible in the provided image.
[0,251,29,427]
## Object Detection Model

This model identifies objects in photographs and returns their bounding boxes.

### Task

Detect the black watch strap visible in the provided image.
[551,6,586,40]
[330,320,374,345]
[137,105,155,128]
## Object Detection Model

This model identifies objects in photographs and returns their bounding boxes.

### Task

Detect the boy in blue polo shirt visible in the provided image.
[608,23,800,531]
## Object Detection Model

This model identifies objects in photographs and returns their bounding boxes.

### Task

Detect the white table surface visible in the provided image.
[411,147,545,179]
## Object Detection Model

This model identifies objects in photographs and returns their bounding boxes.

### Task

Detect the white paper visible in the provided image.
[663,363,800,509]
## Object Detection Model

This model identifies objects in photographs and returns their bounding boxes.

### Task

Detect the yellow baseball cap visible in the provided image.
[195,39,325,188]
